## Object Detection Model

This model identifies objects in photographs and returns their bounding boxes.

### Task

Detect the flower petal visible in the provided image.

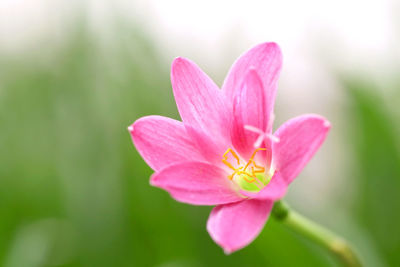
[273,114,331,184]
[222,42,282,132]
[231,69,267,159]
[150,162,243,205]
[207,199,273,254]
[240,172,287,200]
[129,116,204,171]
[185,125,227,166]
[171,57,231,142]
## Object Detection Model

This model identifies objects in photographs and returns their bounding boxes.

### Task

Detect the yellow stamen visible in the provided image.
[222,148,240,169]
[222,148,243,180]
[221,147,267,183]
[243,148,266,169]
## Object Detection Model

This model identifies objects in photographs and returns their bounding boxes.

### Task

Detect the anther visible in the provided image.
[221,148,267,184]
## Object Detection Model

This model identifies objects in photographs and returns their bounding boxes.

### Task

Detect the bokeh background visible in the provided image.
[1,0,400,266]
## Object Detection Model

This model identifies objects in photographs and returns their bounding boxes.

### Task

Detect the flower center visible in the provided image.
[221,148,272,192]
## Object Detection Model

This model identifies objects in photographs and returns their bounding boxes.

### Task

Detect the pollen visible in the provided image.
[221,148,266,186]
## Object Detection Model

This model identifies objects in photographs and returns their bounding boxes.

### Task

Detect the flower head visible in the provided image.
[128,42,330,253]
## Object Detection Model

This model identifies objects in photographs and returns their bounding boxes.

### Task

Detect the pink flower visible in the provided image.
[128,42,330,254]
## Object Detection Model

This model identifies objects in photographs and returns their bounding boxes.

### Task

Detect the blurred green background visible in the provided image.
[1,2,400,267]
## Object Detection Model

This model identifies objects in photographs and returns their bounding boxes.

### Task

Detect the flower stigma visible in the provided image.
[222,148,273,192]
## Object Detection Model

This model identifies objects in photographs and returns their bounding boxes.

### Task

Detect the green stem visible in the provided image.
[272,201,362,267]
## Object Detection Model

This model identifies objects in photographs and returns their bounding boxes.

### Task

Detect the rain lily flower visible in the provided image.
[128,42,330,253]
